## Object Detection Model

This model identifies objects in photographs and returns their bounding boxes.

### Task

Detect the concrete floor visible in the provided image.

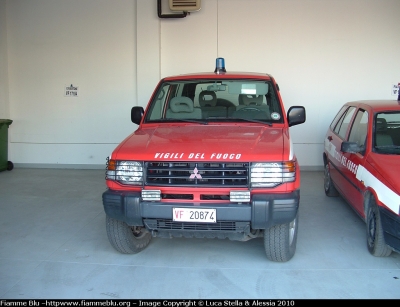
[0,168,399,299]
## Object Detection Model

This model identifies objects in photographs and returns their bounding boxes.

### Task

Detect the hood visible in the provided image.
[367,153,400,194]
[112,124,291,162]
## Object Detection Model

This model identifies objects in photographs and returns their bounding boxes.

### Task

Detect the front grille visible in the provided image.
[144,219,248,232]
[145,162,249,187]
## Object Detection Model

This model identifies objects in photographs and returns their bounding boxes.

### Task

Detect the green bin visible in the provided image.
[0,119,13,171]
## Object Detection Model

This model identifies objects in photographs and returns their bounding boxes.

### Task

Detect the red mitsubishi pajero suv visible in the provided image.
[102,58,306,262]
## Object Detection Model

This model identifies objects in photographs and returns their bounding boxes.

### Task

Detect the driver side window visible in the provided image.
[334,106,356,140]
[348,109,368,155]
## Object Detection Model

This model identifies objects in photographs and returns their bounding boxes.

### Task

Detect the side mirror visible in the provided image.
[287,106,306,127]
[341,141,364,154]
[131,106,144,125]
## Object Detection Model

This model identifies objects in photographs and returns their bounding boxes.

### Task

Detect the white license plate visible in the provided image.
[173,208,216,223]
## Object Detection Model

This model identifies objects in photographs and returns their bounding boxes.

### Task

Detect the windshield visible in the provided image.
[374,112,400,154]
[144,79,283,124]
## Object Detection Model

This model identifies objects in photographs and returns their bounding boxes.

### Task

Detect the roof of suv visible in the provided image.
[162,71,274,81]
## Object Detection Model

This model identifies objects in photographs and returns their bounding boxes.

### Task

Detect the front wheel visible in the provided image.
[264,212,298,262]
[324,163,339,197]
[366,198,392,257]
[106,216,152,254]
[7,161,13,171]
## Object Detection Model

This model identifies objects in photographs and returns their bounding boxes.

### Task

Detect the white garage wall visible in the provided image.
[4,0,138,168]
[1,0,399,170]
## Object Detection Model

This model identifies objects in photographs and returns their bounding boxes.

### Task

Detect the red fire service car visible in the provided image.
[323,100,400,256]
[102,58,306,262]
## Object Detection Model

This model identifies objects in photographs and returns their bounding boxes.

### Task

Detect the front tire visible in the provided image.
[324,163,339,197]
[7,161,13,171]
[106,216,152,254]
[366,198,392,257]
[264,212,298,262]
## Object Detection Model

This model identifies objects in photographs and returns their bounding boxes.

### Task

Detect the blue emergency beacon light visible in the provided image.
[214,58,226,74]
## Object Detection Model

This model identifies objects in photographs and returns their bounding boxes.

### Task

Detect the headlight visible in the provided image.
[251,162,296,187]
[106,159,143,185]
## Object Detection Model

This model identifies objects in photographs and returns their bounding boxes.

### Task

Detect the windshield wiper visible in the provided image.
[375,145,400,154]
[227,117,273,126]
[375,145,400,148]
[161,118,209,125]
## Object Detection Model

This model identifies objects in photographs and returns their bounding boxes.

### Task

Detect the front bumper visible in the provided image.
[102,189,300,240]
[380,206,400,253]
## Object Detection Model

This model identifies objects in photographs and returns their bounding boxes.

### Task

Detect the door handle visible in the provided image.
[327,136,333,141]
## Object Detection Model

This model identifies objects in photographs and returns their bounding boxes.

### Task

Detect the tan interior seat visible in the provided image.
[234,94,270,118]
[166,96,202,119]
[375,118,393,146]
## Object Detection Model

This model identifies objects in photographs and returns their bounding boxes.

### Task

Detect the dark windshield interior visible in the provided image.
[374,112,400,154]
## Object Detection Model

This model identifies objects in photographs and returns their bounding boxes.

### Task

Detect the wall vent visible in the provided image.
[169,0,201,12]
